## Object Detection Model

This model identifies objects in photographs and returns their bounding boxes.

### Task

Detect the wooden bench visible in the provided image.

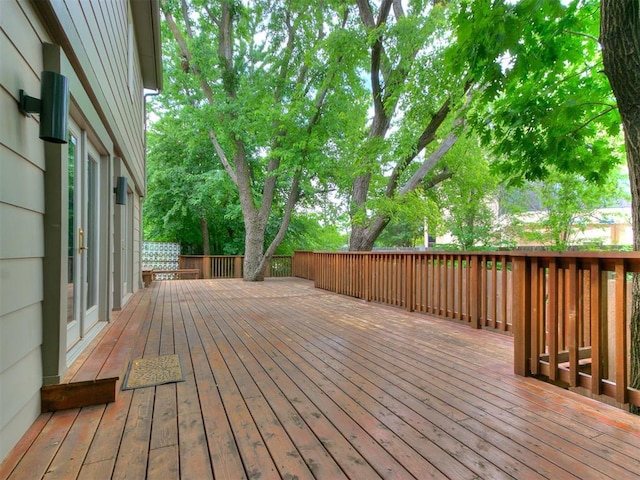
[151,268,200,280]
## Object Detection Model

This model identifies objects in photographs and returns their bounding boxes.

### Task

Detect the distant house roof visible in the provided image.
[131,0,163,91]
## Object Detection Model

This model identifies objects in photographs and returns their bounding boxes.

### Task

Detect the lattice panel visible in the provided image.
[142,242,181,279]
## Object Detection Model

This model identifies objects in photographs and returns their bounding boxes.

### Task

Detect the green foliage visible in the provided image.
[150,1,628,259]
[273,215,347,254]
[434,133,508,250]
[143,112,244,254]
[451,0,622,184]
[156,0,371,269]
[501,166,629,250]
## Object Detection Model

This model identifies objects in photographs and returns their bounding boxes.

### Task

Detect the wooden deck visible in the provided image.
[2,278,640,479]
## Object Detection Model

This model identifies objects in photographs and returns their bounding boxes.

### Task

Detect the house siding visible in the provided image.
[49,0,147,192]
[0,0,159,462]
[0,0,50,461]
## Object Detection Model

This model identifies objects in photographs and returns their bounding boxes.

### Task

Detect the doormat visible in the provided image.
[122,354,185,390]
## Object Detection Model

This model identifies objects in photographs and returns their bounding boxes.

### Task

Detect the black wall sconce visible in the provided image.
[114,176,128,205]
[18,71,70,144]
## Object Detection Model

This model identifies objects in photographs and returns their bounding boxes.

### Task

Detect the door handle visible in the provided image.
[78,227,88,253]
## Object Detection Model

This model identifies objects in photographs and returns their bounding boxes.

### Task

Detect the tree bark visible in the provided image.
[200,216,210,255]
[600,0,640,413]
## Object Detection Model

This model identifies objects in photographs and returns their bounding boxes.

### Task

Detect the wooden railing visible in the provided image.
[179,255,292,279]
[292,250,640,408]
[292,251,315,280]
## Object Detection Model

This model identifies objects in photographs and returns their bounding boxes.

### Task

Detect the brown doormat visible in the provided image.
[122,354,185,390]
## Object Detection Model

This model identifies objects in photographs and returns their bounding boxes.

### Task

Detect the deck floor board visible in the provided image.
[3,278,640,479]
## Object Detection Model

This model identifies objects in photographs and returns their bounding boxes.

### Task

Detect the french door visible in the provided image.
[67,123,101,351]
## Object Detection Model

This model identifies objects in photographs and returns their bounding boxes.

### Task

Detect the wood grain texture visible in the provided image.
[3,278,640,480]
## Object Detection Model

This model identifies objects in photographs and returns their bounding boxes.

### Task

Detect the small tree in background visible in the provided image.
[501,167,628,250]
[434,135,504,250]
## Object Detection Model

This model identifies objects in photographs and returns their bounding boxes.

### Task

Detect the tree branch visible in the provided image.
[566,29,599,44]
[162,4,215,102]
[422,167,453,190]
[384,97,451,197]
[400,123,465,195]
[208,130,237,184]
[568,105,618,135]
[261,168,302,263]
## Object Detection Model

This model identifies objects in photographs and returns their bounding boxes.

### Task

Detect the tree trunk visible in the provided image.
[600,0,640,413]
[200,216,210,255]
[349,216,391,251]
[243,220,266,281]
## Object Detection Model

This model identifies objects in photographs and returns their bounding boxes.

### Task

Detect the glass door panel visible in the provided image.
[67,133,80,349]
[67,121,101,352]
[83,147,100,332]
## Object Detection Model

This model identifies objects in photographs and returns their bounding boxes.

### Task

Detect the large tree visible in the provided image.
[346,0,468,251]
[344,0,622,251]
[600,0,640,412]
[159,0,364,280]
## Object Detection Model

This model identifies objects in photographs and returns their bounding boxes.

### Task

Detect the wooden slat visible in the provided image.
[0,413,52,479]
[590,260,603,396]
[6,409,79,480]
[42,405,104,479]
[548,259,559,381]
[530,258,541,375]
[568,259,579,387]
[615,260,628,404]
[491,256,498,329]
[501,255,508,331]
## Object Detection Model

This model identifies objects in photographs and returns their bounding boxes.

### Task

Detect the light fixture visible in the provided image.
[19,71,69,144]
[114,176,127,205]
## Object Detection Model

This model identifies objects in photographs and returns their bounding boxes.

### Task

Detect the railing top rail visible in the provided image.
[179,254,244,258]
[309,250,640,259]
[179,254,293,258]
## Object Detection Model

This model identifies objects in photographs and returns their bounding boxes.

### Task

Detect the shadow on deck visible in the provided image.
[2,278,640,479]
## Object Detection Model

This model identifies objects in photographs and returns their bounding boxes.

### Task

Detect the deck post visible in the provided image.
[203,256,212,279]
[234,256,243,278]
[513,255,532,376]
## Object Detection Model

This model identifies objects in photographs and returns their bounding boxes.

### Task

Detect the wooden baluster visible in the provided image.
[567,258,579,387]
[513,255,532,376]
[429,255,435,315]
[491,255,498,329]
[481,256,488,327]
[501,255,508,332]
[530,257,540,375]
[615,260,628,404]
[548,259,559,382]
[444,254,450,317]
[470,255,482,329]
[405,254,414,312]
[590,259,603,395]
[203,255,211,279]
[465,255,471,323]
[455,255,462,320]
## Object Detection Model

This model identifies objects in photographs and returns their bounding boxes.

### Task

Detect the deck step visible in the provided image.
[40,287,152,412]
